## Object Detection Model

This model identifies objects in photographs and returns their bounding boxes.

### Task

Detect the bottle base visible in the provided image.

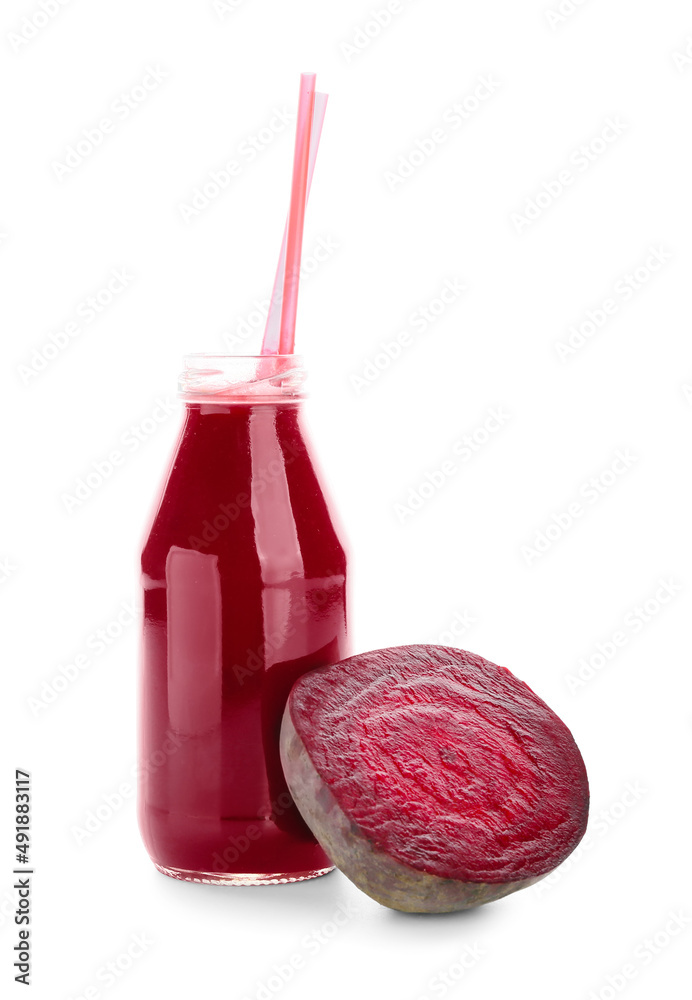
[153,862,335,886]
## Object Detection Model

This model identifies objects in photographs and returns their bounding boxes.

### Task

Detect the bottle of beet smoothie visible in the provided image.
[138,353,348,884]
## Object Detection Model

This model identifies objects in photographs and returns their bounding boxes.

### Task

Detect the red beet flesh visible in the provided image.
[281,645,589,911]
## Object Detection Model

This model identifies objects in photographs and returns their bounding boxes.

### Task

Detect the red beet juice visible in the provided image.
[138,355,348,883]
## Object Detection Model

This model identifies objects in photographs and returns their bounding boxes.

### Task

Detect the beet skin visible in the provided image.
[280,645,589,912]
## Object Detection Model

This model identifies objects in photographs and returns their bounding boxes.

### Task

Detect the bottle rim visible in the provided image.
[178,354,306,403]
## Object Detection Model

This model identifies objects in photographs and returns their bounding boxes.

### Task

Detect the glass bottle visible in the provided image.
[138,354,348,884]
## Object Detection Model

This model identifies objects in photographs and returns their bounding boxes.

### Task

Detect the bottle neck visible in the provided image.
[178,355,306,405]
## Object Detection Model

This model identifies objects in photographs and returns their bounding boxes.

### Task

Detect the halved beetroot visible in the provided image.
[280,644,589,912]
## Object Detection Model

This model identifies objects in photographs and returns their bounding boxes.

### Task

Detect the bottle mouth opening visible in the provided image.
[178,354,306,402]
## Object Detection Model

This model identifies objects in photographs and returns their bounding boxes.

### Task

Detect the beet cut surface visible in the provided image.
[280,645,589,912]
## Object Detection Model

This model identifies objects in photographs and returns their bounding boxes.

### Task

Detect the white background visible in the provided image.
[2,0,692,998]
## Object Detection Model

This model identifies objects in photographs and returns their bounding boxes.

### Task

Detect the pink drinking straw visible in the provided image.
[261,90,328,356]
[277,73,316,357]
